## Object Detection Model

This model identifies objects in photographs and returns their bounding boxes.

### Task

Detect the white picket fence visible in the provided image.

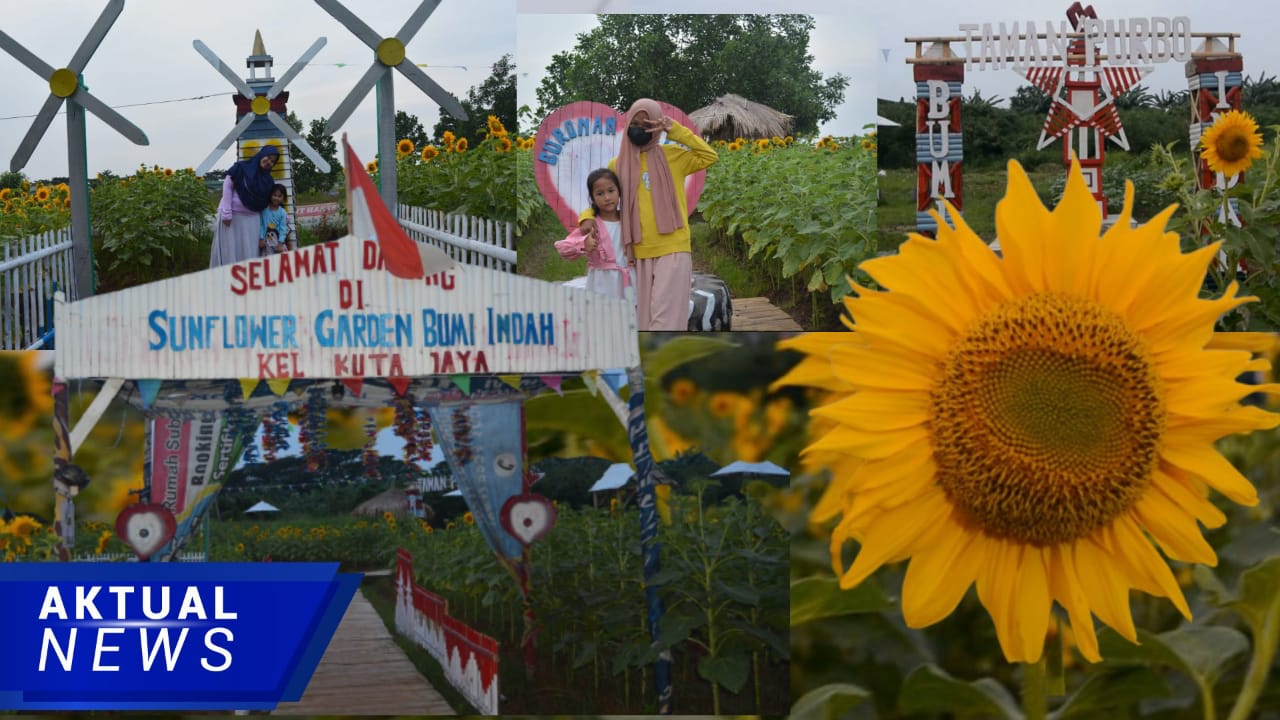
[0,228,75,350]
[398,205,516,273]
[73,551,207,562]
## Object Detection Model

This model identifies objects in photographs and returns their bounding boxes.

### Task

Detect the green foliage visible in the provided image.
[535,15,846,136]
[287,112,341,193]
[89,167,214,292]
[0,171,26,192]
[698,138,878,304]
[395,110,430,151]
[431,54,517,146]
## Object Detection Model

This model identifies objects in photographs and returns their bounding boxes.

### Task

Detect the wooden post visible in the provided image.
[377,73,398,218]
[914,45,963,237]
[67,80,94,297]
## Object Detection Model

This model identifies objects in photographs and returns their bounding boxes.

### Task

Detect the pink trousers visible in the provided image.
[635,252,691,331]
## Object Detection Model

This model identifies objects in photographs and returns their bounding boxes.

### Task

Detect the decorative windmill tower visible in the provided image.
[315,0,468,217]
[1020,3,1150,218]
[0,0,149,298]
[194,32,333,242]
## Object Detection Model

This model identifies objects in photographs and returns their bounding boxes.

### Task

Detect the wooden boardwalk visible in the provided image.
[733,297,804,331]
[273,590,454,716]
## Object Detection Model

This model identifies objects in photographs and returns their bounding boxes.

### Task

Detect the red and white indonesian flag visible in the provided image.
[343,135,455,279]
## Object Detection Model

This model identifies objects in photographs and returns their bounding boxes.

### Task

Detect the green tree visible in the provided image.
[395,110,430,150]
[285,112,340,194]
[432,53,517,143]
[0,171,25,191]
[534,15,847,136]
[1009,85,1051,114]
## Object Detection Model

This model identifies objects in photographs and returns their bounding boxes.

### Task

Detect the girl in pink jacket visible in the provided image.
[555,168,636,303]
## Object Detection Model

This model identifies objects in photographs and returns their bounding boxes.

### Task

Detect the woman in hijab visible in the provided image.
[210,144,279,267]
[577,98,717,330]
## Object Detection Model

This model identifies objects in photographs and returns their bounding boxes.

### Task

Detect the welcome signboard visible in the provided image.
[54,235,639,379]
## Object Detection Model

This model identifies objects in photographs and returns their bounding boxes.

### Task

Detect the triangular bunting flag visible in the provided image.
[239,378,259,400]
[266,378,292,396]
[450,375,472,395]
[538,375,564,396]
[387,376,412,397]
[135,379,162,409]
[583,369,600,396]
[498,374,522,391]
[340,378,365,397]
[343,134,454,278]
[602,369,628,394]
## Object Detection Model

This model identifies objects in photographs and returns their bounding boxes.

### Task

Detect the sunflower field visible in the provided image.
[787,156,1280,719]
[389,115,529,225]
[697,134,879,306]
[0,181,71,240]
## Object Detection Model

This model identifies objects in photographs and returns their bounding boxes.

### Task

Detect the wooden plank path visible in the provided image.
[272,589,454,716]
[733,297,804,331]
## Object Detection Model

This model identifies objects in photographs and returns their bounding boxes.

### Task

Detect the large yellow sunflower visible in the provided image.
[777,159,1279,664]
[397,138,415,157]
[1199,109,1263,177]
[0,352,53,438]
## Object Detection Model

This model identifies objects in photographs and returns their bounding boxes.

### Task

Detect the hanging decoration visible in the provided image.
[262,400,291,464]
[223,380,261,465]
[393,393,418,465]
[304,385,329,474]
[362,413,381,483]
[413,406,434,465]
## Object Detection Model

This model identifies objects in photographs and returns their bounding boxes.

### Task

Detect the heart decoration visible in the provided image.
[499,492,557,546]
[115,502,177,561]
[534,100,708,231]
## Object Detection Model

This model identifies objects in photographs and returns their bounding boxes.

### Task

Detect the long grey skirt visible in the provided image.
[209,212,261,267]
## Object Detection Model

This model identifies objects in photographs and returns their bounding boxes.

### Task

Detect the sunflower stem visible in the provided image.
[1021,657,1048,720]
[1225,590,1280,720]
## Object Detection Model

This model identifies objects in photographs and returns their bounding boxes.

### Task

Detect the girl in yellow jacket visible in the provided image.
[578,98,718,330]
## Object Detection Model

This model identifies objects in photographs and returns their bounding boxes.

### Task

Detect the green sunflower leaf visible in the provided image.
[1047,667,1170,720]
[1098,626,1249,688]
[698,654,750,694]
[897,663,1020,719]
[790,575,893,626]
[790,683,870,720]
[1228,555,1280,631]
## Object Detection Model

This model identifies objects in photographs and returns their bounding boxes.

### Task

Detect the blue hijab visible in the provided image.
[228,145,279,212]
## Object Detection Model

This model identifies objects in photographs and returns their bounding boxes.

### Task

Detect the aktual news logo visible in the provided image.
[0,563,358,711]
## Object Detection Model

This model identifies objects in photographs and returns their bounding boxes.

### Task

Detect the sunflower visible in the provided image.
[6,515,41,545]
[708,392,738,418]
[486,115,507,137]
[366,160,378,173]
[95,530,111,555]
[497,137,513,152]
[0,188,10,200]
[397,138,415,157]
[463,511,475,526]
[235,543,245,554]
[0,352,53,437]
[1199,109,1263,177]
[382,510,395,524]
[777,158,1279,664]
[668,378,697,406]
[34,186,50,202]
[422,523,434,534]
[755,138,771,151]
[421,145,439,162]
[455,138,468,153]
[441,130,455,150]
[163,168,173,177]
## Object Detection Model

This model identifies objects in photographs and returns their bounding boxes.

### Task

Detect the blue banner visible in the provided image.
[0,563,359,711]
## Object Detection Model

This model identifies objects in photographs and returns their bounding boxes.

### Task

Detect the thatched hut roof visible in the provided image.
[352,487,409,518]
[689,94,794,141]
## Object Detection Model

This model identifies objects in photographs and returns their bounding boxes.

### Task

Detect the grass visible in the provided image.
[515,204,586,282]
[877,165,1061,249]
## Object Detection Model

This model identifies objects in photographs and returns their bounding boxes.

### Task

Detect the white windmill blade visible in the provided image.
[266,111,332,173]
[314,0,384,50]
[67,0,124,73]
[195,112,256,175]
[73,88,149,146]
[0,29,57,78]
[192,39,255,99]
[11,94,63,172]
[396,61,467,120]
[267,36,327,100]
[395,0,442,42]
[324,62,385,134]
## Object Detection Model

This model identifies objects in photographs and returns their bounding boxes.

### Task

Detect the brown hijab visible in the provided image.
[616,98,684,255]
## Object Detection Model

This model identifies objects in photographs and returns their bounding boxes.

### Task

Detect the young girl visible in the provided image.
[259,183,294,255]
[210,144,279,267]
[578,99,717,330]
[556,168,635,303]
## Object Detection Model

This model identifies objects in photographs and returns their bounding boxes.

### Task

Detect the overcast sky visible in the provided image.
[516,9,875,137]
[869,0,1271,105]
[0,0,515,181]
